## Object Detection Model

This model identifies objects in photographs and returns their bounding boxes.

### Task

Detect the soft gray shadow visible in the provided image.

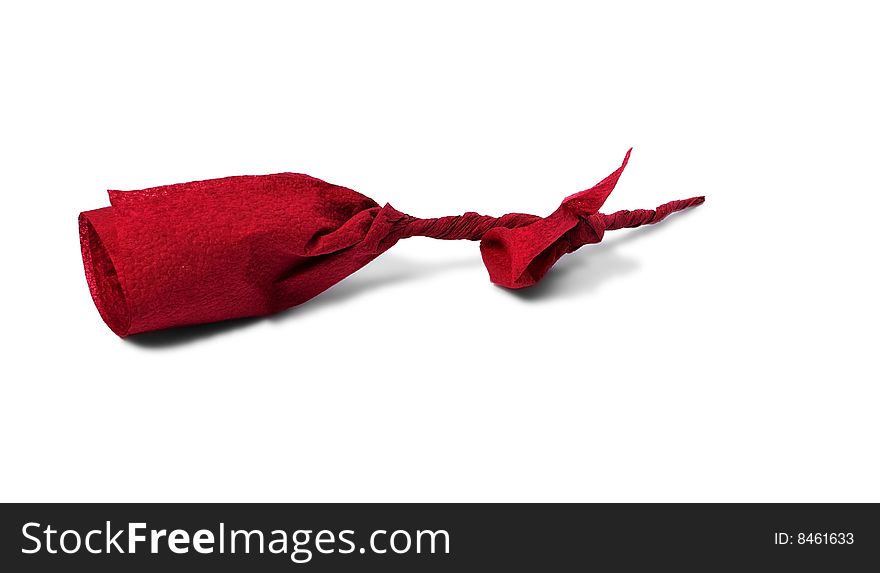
[125,316,262,349]
[507,215,687,302]
[270,254,482,322]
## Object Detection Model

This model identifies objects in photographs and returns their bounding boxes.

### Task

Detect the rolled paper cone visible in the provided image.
[79,149,704,336]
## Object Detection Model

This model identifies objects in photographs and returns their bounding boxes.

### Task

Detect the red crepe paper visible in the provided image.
[79,150,703,336]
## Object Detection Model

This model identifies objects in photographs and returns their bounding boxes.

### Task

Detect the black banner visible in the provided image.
[2,504,877,570]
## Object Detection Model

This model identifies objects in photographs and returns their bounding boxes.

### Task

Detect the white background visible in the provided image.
[1,1,877,502]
